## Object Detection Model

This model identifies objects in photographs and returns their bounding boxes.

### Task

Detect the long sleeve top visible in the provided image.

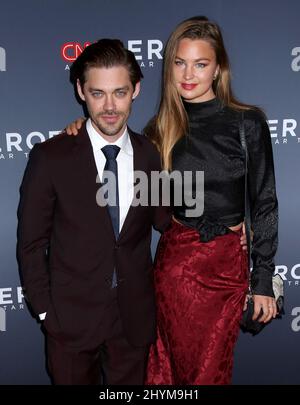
[172,97,278,297]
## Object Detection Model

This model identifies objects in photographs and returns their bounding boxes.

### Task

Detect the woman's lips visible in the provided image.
[181,83,198,90]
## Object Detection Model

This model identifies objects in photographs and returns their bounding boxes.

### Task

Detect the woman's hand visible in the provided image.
[252,294,277,323]
[240,231,247,251]
[65,117,85,136]
[240,222,253,251]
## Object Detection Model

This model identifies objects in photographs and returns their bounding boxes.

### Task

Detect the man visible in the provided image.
[17,39,170,385]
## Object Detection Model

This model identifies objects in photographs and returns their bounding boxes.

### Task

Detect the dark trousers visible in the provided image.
[46,297,149,385]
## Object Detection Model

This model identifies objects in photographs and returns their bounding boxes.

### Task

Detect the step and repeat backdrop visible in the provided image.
[0,0,299,384]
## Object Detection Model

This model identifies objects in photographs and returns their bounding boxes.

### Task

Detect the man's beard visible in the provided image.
[93,111,127,137]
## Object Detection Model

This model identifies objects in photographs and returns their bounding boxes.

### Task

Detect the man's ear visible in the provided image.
[132,81,141,100]
[76,79,85,102]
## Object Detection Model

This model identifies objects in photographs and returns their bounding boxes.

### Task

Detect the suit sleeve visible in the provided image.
[17,143,56,316]
[247,114,279,297]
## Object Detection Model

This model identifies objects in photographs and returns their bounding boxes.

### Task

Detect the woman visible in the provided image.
[143,16,278,385]
[65,16,278,385]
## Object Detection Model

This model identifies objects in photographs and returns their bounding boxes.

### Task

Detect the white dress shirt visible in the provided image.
[39,119,134,320]
[86,118,134,232]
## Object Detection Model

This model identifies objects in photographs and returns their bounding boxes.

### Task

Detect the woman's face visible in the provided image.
[172,38,219,103]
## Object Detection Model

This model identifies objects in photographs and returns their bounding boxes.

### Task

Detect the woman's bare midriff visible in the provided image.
[228,222,243,232]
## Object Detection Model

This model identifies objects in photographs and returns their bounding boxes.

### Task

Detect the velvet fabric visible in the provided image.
[146,220,248,385]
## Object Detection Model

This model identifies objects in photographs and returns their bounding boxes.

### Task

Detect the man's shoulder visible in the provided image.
[129,129,160,155]
[32,131,78,162]
[37,131,74,151]
[27,132,79,171]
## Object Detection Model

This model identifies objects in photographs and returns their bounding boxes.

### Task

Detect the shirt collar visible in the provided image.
[86,118,132,156]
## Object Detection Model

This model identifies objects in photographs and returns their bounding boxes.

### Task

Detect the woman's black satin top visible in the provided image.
[172,98,278,297]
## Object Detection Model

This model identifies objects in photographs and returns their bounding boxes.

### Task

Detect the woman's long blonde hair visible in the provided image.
[146,16,257,170]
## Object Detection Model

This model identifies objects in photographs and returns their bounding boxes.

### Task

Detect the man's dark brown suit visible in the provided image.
[17,124,170,384]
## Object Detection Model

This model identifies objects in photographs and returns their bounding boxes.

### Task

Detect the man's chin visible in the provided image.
[98,127,123,137]
[101,127,123,137]
[94,121,124,137]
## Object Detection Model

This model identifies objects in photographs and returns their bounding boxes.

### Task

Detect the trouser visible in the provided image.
[46,295,149,385]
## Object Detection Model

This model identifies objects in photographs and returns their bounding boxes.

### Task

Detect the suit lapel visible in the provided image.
[72,123,116,239]
[118,129,147,242]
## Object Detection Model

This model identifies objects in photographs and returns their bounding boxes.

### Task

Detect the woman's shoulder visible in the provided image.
[243,107,267,124]
[240,107,271,143]
[223,105,268,134]
[224,103,266,121]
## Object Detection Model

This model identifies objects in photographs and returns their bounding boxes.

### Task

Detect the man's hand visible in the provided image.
[65,117,85,135]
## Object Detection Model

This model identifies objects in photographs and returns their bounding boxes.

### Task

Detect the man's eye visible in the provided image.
[116,91,127,97]
[92,92,102,97]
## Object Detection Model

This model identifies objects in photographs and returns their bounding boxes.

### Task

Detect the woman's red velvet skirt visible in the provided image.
[146,220,248,385]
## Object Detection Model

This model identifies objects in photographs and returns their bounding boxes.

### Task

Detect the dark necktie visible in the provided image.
[101,145,120,288]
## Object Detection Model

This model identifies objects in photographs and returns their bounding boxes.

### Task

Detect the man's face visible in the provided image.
[77,66,140,141]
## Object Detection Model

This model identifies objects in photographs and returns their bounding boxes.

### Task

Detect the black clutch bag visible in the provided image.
[240,297,263,335]
[240,275,284,336]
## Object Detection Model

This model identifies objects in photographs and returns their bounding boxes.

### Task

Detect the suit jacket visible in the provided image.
[17,125,171,348]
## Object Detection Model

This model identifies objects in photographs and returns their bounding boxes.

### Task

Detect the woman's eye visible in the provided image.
[175,60,184,66]
[195,63,206,68]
